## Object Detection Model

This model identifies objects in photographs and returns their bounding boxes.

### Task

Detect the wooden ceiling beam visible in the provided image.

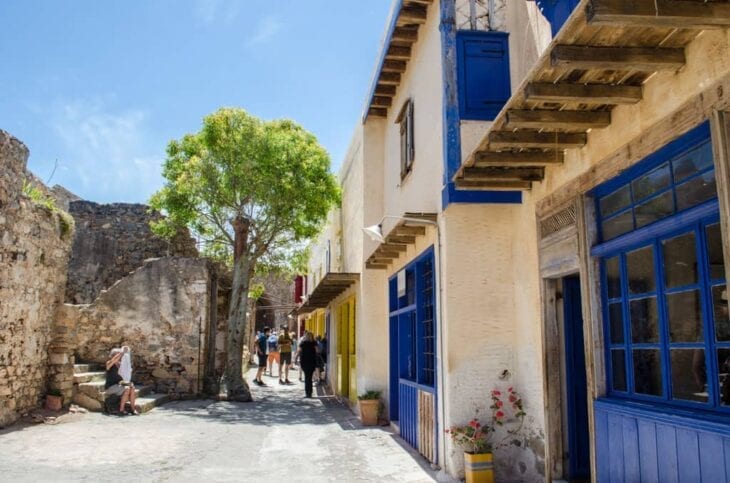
[381,243,408,252]
[375,84,397,96]
[505,109,611,130]
[455,179,533,191]
[368,107,388,118]
[392,225,426,236]
[366,263,388,270]
[462,167,545,182]
[525,82,642,105]
[386,45,411,59]
[379,72,401,85]
[382,60,407,73]
[398,6,428,24]
[551,45,685,72]
[474,150,565,167]
[372,96,393,108]
[392,27,419,43]
[387,235,417,244]
[587,0,730,29]
[489,131,587,149]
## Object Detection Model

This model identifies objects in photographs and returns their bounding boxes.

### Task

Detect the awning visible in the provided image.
[364,0,434,120]
[297,272,360,314]
[454,0,730,190]
[365,212,437,270]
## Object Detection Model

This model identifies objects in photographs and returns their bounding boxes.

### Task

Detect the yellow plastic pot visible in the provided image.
[464,452,494,483]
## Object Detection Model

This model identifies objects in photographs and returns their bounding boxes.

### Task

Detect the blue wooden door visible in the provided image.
[563,276,591,480]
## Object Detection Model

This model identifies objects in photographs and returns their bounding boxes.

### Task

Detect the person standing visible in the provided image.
[253,327,270,386]
[267,330,280,378]
[297,332,318,398]
[278,326,293,385]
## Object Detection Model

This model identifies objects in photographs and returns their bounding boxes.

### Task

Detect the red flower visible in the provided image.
[491,390,501,396]
[508,387,513,392]
[509,394,517,403]
[496,400,503,408]
[495,410,505,418]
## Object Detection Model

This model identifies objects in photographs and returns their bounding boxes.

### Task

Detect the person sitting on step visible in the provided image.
[105,346,139,415]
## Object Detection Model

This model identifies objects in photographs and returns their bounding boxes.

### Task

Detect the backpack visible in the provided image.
[267,334,279,352]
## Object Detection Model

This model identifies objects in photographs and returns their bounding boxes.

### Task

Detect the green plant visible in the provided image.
[357,390,381,400]
[21,179,74,240]
[446,418,492,454]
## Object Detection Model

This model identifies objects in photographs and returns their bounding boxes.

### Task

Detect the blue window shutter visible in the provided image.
[456,31,511,121]
[535,0,580,37]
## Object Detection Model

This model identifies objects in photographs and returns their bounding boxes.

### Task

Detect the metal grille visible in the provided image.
[540,204,577,239]
[421,258,435,386]
[456,0,491,31]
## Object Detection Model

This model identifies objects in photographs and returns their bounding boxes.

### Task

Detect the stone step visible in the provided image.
[73,363,103,374]
[135,393,172,413]
[73,371,105,384]
[75,381,154,404]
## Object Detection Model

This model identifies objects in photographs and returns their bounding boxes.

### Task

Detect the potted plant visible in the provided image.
[357,390,381,426]
[45,388,63,411]
[445,386,527,483]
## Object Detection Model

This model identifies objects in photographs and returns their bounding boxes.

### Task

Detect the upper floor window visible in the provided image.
[535,0,580,37]
[397,99,415,179]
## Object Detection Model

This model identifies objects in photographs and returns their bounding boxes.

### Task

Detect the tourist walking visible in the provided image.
[297,331,318,398]
[267,330,280,378]
[278,326,293,385]
[253,327,270,386]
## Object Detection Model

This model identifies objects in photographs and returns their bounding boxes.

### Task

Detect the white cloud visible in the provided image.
[247,16,282,45]
[48,98,164,203]
[195,0,240,25]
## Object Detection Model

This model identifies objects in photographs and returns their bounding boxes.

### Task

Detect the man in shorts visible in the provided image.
[253,327,270,386]
[278,326,293,384]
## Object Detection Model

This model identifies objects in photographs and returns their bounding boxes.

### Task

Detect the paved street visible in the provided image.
[0,368,441,482]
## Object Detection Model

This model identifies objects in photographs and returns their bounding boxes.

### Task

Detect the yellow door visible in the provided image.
[337,302,349,397]
[348,298,357,404]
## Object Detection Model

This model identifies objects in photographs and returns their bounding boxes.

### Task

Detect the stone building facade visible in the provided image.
[0,130,74,427]
[65,201,198,304]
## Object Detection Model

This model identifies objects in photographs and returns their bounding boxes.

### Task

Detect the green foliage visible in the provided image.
[46,388,63,397]
[358,390,381,400]
[22,179,74,240]
[249,282,265,301]
[149,108,340,272]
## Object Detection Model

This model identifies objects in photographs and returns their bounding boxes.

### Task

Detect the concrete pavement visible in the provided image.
[0,368,443,482]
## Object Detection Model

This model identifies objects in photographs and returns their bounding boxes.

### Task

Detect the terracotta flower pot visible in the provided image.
[45,394,63,412]
[464,452,494,483]
[359,399,379,426]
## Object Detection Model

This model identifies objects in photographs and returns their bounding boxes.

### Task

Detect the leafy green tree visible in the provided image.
[150,108,339,401]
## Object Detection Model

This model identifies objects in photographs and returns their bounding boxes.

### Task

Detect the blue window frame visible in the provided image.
[456,30,510,121]
[535,0,580,37]
[592,122,730,413]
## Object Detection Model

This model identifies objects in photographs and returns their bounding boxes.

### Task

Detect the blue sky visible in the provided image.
[0,0,392,203]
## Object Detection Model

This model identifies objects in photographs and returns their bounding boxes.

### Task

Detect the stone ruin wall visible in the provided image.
[61,257,222,403]
[65,201,198,304]
[0,130,74,427]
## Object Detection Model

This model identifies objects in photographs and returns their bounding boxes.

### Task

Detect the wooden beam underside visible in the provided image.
[505,109,611,130]
[365,213,437,268]
[525,83,642,104]
[587,0,730,29]
[463,167,545,182]
[551,45,685,71]
[475,150,565,167]
[489,131,587,149]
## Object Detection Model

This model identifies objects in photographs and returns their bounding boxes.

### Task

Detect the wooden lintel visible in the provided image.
[368,107,388,118]
[525,83,642,105]
[382,243,408,252]
[399,6,428,24]
[551,45,685,72]
[474,150,565,167]
[369,258,394,265]
[366,263,388,270]
[587,0,730,29]
[379,72,401,85]
[375,251,401,259]
[386,45,411,59]
[382,60,407,73]
[489,131,587,149]
[375,84,397,96]
[505,109,610,130]
[392,27,419,42]
[372,96,393,107]
[455,179,532,191]
[387,235,417,244]
[462,167,545,182]
[392,225,426,236]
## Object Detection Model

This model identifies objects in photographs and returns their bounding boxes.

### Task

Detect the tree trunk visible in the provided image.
[224,216,253,402]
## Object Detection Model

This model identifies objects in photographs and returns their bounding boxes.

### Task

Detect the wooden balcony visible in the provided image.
[454,0,730,191]
[365,212,437,269]
[297,273,360,314]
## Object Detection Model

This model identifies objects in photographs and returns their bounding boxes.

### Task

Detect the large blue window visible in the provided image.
[593,122,730,412]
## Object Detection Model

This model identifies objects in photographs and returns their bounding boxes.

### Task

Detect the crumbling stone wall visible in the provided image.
[0,130,73,427]
[63,257,219,396]
[65,201,198,304]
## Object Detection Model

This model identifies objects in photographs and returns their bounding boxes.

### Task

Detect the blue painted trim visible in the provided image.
[398,378,436,393]
[440,0,461,186]
[389,303,418,317]
[362,0,404,123]
[535,0,580,37]
[441,182,522,206]
[595,398,730,438]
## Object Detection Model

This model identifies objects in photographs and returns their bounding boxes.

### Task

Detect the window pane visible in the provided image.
[676,171,717,211]
[602,210,634,241]
[667,290,703,343]
[632,163,670,201]
[663,232,698,288]
[612,349,627,392]
[627,246,655,294]
[670,349,708,403]
[713,285,730,342]
[633,349,663,396]
[609,302,624,344]
[672,142,713,183]
[718,349,730,406]
[706,223,725,281]
[606,256,621,299]
[630,297,659,343]
[600,185,631,218]
[635,191,674,228]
